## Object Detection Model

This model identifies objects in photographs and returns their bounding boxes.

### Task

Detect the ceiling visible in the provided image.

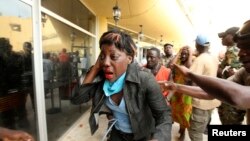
[81,0,250,53]
[82,0,195,46]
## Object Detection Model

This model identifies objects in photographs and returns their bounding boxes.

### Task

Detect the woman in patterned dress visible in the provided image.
[170,46,193,141]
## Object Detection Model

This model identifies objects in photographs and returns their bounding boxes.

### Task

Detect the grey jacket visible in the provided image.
[71,63,172,141]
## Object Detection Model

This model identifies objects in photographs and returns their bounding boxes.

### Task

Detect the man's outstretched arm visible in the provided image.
[175,64,250,108]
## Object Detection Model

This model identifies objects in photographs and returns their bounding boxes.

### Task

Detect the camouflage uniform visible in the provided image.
[220,46,241,78]
[161,55,175,68]
[218,46,246,125]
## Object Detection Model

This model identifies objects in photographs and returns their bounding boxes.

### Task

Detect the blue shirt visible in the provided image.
[105,96,132,133]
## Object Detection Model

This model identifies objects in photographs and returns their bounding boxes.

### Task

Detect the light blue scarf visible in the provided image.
[103,72,126,96]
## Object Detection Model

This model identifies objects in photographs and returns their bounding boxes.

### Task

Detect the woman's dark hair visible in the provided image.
[99,30,136,59]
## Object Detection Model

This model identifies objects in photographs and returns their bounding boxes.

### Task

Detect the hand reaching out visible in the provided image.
[0,127,35,141]
[158,81,178,92]
[173,64,191,77]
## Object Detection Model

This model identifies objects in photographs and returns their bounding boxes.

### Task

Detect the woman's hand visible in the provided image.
[187,47,193,56]
[176,47,183,58]
[83,54,103,84]
[92,54,102,73]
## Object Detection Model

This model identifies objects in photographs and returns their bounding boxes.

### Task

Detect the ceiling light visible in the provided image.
[160,35,163,42]
[138,25,144,41]
[113,0,121,25]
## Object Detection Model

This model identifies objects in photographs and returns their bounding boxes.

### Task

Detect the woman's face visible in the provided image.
[180,49,189,62]
[99,44,132,82]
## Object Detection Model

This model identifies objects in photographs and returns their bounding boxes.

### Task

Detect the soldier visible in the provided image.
[218,27,242,78]
[217,27,246,125]
[162,43,175,68]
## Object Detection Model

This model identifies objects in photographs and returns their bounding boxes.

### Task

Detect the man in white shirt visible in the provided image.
[188,34,220,141]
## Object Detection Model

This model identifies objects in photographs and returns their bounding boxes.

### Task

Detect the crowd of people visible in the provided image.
[0,40,84,141]
[159,20,250,140]
[0,39,35,140]
[1,14,250,141]
[42,48,86,99]
[70,19,250,141]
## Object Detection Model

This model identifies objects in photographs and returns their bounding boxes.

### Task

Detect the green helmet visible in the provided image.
[233,20,250,45]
